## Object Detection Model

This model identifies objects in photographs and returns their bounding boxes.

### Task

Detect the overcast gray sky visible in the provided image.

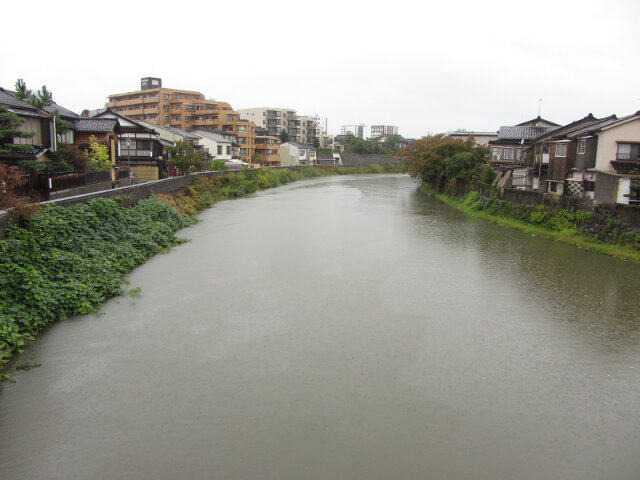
[3,0,639,138]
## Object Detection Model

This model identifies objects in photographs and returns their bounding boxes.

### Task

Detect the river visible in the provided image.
[1,174,639,479]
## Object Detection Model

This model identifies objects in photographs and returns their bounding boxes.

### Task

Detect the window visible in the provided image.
[577,140,586,154]
[240,148,247,155]
[163,105,169,110]
[492,147,502,160]
[555,143,567,157]
[163,94,169,100]
[217,146,222,155]
[237,125,247,132]
[502,148,514,160]
[616,143,640,160]
[226,146,231,155]
[238,137,247,144]
[174,94,182,99]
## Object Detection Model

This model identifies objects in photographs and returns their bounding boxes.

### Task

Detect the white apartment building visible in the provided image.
[370,125,399,138]
[238,107,322,146]
[238,107,297,138]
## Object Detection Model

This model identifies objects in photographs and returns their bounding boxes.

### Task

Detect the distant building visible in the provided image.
[488,116,559,165]
[340,124,364,138]
[238,107,296,139]
[370,125,398,138]
[106,77,255,160]
[238,107,321,146]
[448,130,498,147]
[279,142,315,166]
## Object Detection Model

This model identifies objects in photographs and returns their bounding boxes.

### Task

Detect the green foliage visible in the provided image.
[168,140,205,174]
[344,137,383,154]
[85,135,111,171]
[399,134,491,190]
[313,138,320,149]
[382,134,402,155]
[279,129,290,143]
[209,159,228,171]
[14,79,32,101]
[54,142,89,172]
[28,85,53,109]
[0,197,194,366]
[0,105,35,156]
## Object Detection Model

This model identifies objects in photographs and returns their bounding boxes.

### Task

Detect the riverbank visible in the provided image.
[0,166,405,376]
[423,185,640,264]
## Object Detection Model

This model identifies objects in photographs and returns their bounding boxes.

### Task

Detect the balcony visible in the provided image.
[611,159,639,174]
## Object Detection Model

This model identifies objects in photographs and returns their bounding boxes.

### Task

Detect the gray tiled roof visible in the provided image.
[497,125,558,140]
[192,130,232,143]
[0,88,34,109]
[43,102,79,119]
[142,122,199,140]
[72,118,118,132]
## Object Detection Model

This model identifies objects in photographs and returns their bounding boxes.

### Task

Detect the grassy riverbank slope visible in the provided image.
[0,165,405,375]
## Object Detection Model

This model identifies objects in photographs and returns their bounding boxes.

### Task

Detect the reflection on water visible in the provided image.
[1,174,639,480]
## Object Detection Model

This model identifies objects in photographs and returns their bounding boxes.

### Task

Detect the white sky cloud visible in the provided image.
[2,0,639,138]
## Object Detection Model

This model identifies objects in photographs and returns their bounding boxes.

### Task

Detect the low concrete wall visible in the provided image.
[48,181,118,201]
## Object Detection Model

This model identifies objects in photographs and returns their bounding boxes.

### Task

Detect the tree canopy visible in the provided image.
[279,129,290,143]
[0,106,35,156]
[398,134,493,189]
[167,140,205,174]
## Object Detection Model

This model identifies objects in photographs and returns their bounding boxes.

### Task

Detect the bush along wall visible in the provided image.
[0,197,194,373]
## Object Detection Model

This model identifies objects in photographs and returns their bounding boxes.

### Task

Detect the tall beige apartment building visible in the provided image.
[238,107,320,146]
[106,78,255,159]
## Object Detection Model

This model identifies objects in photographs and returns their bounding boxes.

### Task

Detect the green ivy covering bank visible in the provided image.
[0,197,194,371]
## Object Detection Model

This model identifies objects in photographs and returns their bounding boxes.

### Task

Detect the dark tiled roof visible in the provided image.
[568,111,640,138]
[497,125,558,140]
[0,88,35,109]
[73,118,118,132]
[515,116,560,127]
[43,102,79,119]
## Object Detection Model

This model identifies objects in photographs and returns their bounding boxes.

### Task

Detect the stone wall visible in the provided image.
[340,153,402,167]
[471,183,640,239]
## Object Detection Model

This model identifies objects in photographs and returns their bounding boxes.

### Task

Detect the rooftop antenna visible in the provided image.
[538,98,542,117]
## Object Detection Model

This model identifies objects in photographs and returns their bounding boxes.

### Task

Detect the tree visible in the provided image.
[345,136,368,153]
[30,85,53,109]
[313,137,320,149]
[55,142,89,172]
[382,134,402,155]
[0,106,35,157]
[14,79,32,102]
[398,134,492,190]
[279,128,290,143]
[167,140,205,174]
[210,159,228,171]
[85,135,111,171]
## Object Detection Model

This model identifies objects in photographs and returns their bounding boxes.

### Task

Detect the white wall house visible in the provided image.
[191,130,234,161]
